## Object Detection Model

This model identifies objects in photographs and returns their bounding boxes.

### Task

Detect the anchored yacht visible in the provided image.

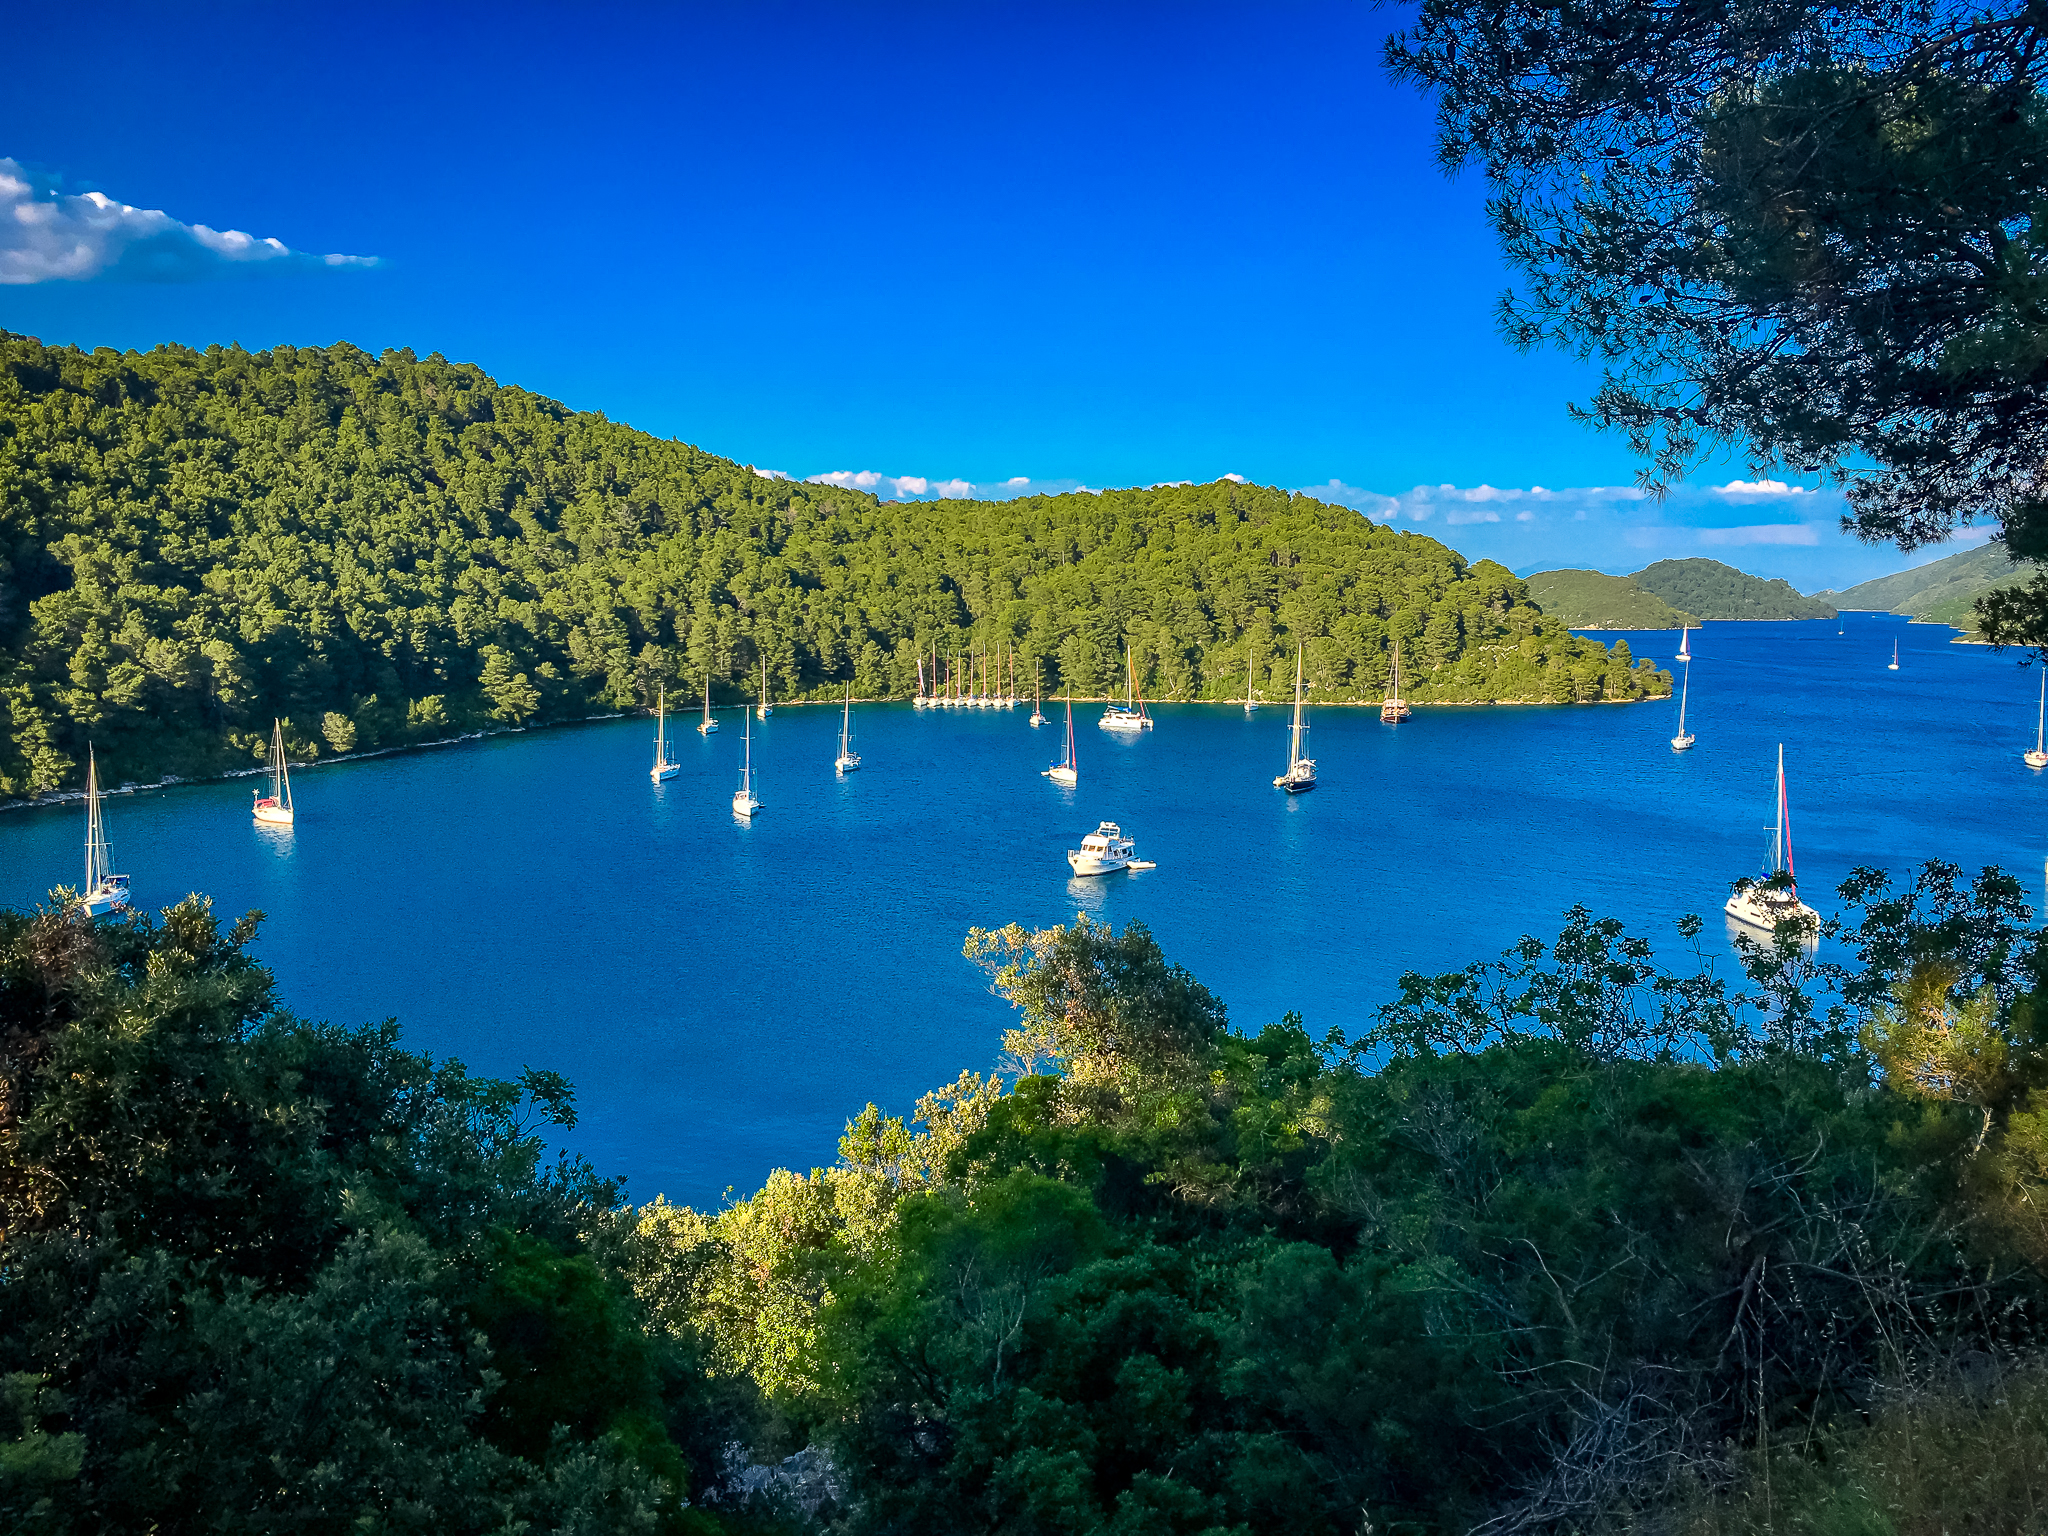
[1067,821,1136,876]
[1724,744,1818,934]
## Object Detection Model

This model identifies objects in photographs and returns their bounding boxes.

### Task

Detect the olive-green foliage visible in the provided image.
[0,332,1665,797]
[1524,568,1699,628]
[1630,559,1836,621]
[0,896,716,1534]
[644,882,2048,1536]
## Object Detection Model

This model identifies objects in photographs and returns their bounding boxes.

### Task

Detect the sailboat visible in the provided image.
[915,656,929,708]
[1381,639,1412,723]
[1030,661,1047,727]
[79,746,130,914]
[2027,668,2047,769]
[1099,647,1154,732]
[756,657,774,717]
[1888,639,1900,672]
[1724,745,1819,932]
[698,673,719,734]
[1273,646,1317,792]
[252,719,296,823]
[835,685,862,773]
[1243,630,1259,714]
[1043,699,1078,785]
[733,704,762,817]
[1670,628,1696,752]
[650,686,680,782]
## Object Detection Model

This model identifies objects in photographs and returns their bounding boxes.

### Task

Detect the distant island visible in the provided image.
[0,334,1668,801]
[1522,557,1834,627]
[1818,542,2034,636]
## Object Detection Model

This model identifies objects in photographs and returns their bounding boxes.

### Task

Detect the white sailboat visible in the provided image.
[835,685,862,773]
[1243,630,1259,714]
[79,746,130,915]
[756,657,774,717]
[2027,668,2047,769]
[1099,647,1153,732]
[698,672,719,734]
[1670,628,1696,752]
[1888,639,1900,672]
[1030,661,1046,727]
[252,719,296,823]
[651,686,680,781]
[733,704,762,818]
[915,656,929,708]
[1043,699,1078,785]
[1273,646,1317,792]
[1381,639,1413,723]
[1724,745,1819,933]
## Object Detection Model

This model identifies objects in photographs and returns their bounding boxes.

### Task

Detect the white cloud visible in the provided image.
[1515,511,1536,522]
[1445,510,1502,524]
[804,469,1090,501]
[1713,478,1818,500]
[932,478,972,498]
[1221,472,1247,483]
[1005,476,1030,487]
[752,467,793,480]
[1697,523,1823,546]
[0,157,378,284]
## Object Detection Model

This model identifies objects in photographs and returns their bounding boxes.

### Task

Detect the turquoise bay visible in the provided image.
[4,613,2043,1207]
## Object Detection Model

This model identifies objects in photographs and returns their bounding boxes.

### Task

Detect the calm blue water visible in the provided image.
[4,613,2044,1207]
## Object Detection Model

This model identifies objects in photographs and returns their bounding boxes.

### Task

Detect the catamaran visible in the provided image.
[650,686,680,782]
[1100,647,1153,732]
[1888,639,1900,672]
[733,705,762,818]
[2027,668,2047,769]
[698,673,719,734]
[1670,628,1696,752]
[1030,661,1046,727]
[1273,646,1317,792]
[1067,821,1137,876]
[1043,699,1078,785]
[835,685,861,773]
[1243,631,1259,714]
[1382,639,1412,723]
[756,657,773,718]
[1724,744,1819,933]
[253,719,296,823]
[79,746,130,915]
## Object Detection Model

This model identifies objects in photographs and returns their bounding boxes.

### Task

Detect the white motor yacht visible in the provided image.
[1067,821,1136,875]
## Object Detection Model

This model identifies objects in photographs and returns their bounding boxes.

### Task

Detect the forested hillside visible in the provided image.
[1823,542,2035,633]
[0,335,1663,798]
[1524,568,1698,628]
[1631,558,1835,620]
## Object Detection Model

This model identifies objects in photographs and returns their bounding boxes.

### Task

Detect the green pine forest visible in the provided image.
[0,334,1666,799]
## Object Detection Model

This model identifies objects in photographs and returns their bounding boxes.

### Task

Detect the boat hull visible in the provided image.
[698,721,719,734]
[1671,734,1695,752]
[651,763,680,782]
[2026,749,2047,769]
[732,793,761,818]
[253,800,294,824]
[1099,712,1149,732]
[80,882,130,915]
[835,756,861,772]
[1723,887,1818,933]
[1066,853,1132,875]
[1043,767,1077,785]
[1380,705,1411,723]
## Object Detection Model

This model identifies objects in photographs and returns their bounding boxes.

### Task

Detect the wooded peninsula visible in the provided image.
[0,334,1666,798]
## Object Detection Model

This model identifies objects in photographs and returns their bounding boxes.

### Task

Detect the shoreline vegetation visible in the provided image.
[6,866,2047,1532]
[0,334,1667,799]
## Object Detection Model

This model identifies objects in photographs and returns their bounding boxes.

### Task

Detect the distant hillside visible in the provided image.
[1630,558,1835,620]
[1525,569,1699,629]
[1821,542,2034,632]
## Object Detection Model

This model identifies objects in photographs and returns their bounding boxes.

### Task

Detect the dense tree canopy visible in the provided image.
[1387,0,2048,643]
[0,333,1663,798]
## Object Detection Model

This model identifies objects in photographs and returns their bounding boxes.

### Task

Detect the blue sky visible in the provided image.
[0,1,1964,589]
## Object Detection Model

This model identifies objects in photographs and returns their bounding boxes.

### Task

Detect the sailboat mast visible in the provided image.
[1290,648,1305,765]
[1677,661,1689,735]
[2037,668,2043,755]
[1774,744,1786,875]
[655,685,665,763]
[84,747,102,889]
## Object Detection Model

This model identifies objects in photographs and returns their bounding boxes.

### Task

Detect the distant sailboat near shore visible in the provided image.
[2028,668,2048,770]
[1670,628,1696,752]
[1888,639,1900,672]
[1381,639,1412,724]
[1724,744,1818,934]
[1243,630,1259,715]
[1044,699,1078,785]
[757,658,774,717]
[650,686,680,782]
[835,686,861,773]
[733,703,762,818]
[698,673,719,734]
[253,719,296,823]
[1100,647,1153,732]
[79,747,130,915]
[1273,647,1317,793]
[1030,662,1047,727]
